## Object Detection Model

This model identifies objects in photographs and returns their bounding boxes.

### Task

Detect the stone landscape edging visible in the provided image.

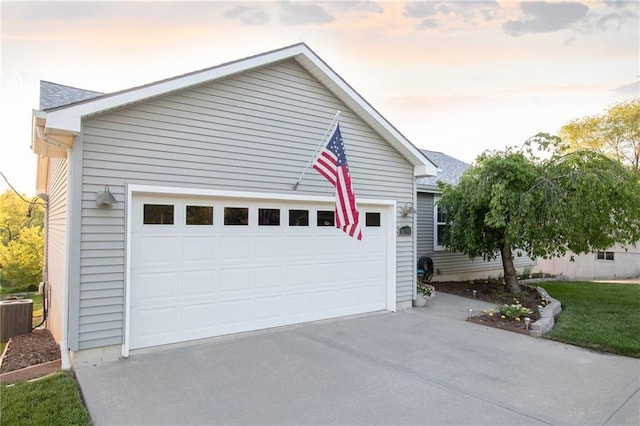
[520,279,563,337]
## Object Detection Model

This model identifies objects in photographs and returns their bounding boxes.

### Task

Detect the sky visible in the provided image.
[1,0,638,195]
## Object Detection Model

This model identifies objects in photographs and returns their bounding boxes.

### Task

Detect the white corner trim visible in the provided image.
[387,202,397,312]
[122,187,133,358]
[127,184,394,206]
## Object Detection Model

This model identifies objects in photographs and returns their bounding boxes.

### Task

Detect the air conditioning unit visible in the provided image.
[0,299,33,342]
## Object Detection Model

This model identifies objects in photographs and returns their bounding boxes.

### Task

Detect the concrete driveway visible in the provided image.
[76,293,640,425]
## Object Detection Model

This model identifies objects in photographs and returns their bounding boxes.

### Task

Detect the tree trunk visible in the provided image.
[500,243,521,294]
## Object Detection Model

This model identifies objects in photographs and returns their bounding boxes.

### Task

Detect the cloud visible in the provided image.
[403,1,501,31]
[595,13,624,31]
[279,2,334,25]
[417,18,439,30]
[224,5,269,25]
[604,0,637,8]
[332,1,384,14]
[614,80,640,95]
[403,1,440,18]
[503,2,589,36]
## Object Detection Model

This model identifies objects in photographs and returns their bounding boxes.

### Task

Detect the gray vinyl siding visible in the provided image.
[417,192,534,278]
[76,59,415,349]
[45,158,68,343]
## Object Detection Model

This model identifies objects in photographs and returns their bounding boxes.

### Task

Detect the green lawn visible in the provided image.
[0,371,92,425]
[31,293,43,327]
[538,281,640,357]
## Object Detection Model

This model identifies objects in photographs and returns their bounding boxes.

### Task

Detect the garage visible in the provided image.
[128,192,392,350]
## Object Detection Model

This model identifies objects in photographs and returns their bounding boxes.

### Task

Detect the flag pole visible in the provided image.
[293,110,341,190]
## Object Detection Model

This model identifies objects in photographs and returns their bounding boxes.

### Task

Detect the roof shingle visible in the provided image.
[417,150,469,189]
[39,81,104,110]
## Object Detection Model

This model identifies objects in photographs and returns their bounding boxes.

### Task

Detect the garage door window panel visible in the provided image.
[317,210,335,226]
[143,204,174,225]
[224,207,249,225]
[289,209,309,226]
[186,205,214,226]
[258,208,280,226]
[365,212,381,227]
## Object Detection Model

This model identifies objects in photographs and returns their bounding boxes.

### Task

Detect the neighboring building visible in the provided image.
[416,150,536,282]
[536,244,640,280]
[31,44,438,367]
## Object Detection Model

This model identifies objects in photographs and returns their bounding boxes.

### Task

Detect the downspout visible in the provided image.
[35,126,73,370]
[413,176,418,302]
[32,193,49,330]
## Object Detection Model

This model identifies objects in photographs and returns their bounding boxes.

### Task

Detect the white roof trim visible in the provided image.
[39,43,436,177]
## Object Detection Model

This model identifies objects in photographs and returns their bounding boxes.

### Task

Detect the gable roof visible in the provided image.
[32,43,437,181]
[39,81,104,110]
[417,150,470,192]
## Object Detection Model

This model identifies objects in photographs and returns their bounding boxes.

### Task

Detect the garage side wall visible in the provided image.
[417,192,535,281]
[75,60,415,350]
[45,157,68,344]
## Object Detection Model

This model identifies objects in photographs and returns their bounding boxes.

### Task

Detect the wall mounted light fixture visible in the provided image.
[96,185,118,208]
[401,202,417,217]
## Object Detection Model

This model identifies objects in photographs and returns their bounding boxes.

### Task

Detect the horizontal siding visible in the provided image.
[416,192,434,256]
[45,158,69,343]
[76,59,416,349]
[417,192,535,280]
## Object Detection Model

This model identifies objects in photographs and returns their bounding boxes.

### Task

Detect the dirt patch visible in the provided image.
[1,329,60,374]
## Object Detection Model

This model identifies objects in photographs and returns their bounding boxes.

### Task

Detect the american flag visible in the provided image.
[312,124,362,240]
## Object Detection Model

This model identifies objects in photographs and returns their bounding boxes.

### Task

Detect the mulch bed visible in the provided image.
[1,329,61,374]
[430,280,546,334]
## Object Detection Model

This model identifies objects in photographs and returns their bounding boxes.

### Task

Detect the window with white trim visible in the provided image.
[434,196,447,250]
[596,251,614,261]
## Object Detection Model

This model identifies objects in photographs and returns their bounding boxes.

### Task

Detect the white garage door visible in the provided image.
[129,195,390,350]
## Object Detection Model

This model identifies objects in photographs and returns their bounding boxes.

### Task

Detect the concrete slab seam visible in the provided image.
[602,384,640,425]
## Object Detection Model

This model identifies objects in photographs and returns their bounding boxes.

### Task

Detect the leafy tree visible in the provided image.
[437,134,640,294]
[560,99,640,170]
[0,190,44,245]
[0,226,44,288]
[0,190,45,289]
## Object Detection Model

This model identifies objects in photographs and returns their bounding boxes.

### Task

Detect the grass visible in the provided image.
[0,370,92,425]
[31,293,43,327]
[538,281,640,357]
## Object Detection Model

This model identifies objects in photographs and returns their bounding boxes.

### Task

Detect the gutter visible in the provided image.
[35,126,73,370]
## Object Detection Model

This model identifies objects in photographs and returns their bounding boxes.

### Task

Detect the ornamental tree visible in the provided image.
[437,134,640,294]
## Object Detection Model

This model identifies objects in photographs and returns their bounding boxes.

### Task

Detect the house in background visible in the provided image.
[416,150,536,281]
[31,43,438,367]
[536,244,640,280]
